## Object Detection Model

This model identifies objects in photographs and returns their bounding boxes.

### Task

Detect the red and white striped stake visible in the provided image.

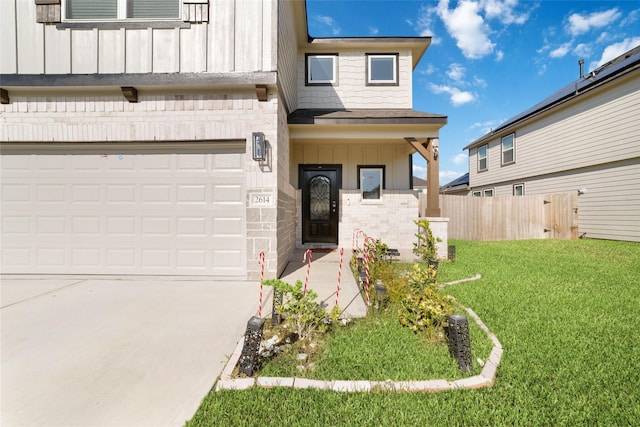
[258,251,265,317]
[352,229,361,252]
[336,247,344,307]
[303,249,312,296]
[363,247,371,307]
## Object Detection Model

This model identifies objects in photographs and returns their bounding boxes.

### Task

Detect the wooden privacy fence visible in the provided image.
[421,193,579,241]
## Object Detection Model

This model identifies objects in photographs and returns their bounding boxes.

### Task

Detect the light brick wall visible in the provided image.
[1,90,283,278]
[297,51,412,109]
[338,190,420,255]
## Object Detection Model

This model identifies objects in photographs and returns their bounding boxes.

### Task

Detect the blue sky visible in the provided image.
[306,0,640,184]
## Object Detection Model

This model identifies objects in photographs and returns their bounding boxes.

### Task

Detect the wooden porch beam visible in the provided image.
[406,137,441,217]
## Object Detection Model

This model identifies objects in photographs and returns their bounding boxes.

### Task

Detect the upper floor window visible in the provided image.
[306,54,338,85]
[478,144,488,172]
[502,133,515,165]
[366,54,398,86]
[66,0,180,20]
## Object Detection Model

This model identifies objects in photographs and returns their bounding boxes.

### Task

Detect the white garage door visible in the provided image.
[0,143,247,277]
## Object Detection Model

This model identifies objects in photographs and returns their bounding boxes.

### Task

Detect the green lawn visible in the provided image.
[188,239,640,426]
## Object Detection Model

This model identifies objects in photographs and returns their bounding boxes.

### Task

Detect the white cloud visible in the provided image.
[471,119,503,135]
[589,37,640,70]
[419,63,437,75]
[429,83,477,106]
[447,63,466,83]
[413,164,427,178]
[452,153,468,165]
[495,50,504,61]
[474,76,487,88]
[550,42,572,58]
[566,9,621,37]
[437,0,495,59]
[314,15,341,36]
[621,9,639,27]
[369,27,379,36]
[481,0,529,25]
[573,43,592,58]
[416,4,436,37]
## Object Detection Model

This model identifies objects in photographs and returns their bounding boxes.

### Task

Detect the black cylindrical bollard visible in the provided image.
[238,316,265,376]
[448,245,456,262]
[446,314,472,373]
[271,288,283,325]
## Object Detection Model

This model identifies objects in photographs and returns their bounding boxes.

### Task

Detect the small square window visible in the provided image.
[358,166,385,200]
[472,191,482,197]
[478,145,488,171]
[502,133,515,165]
[513,183,524,196]
[483,189,494,197]
[306,54,338,85]
[366,54,398,86]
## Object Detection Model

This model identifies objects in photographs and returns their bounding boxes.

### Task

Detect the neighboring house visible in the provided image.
[412,176,427,191]
[439,172,469,195]
[464,46,640,242]
[0,0,447,279]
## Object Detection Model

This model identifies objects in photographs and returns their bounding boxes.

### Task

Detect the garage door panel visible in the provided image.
[1,147,247,276]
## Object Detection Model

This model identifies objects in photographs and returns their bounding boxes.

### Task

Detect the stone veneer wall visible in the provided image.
[339,190,448,259]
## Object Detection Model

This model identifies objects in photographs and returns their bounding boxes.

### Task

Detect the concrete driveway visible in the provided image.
[1,276,259,427]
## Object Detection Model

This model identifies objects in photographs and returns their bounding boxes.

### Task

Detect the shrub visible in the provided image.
[262,279,338,341]
[398,264,455,341]
[413,219,441,262]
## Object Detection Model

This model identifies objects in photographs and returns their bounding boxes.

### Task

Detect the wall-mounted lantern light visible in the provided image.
[252,132,266,161]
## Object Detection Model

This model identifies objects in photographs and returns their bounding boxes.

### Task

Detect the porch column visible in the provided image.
[406,137,441,217]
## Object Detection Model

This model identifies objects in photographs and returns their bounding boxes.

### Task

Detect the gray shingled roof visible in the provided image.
[288,109,447,125]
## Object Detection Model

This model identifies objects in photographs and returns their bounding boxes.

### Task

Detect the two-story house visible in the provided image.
[0,0,447,279]
[464,46,640,242]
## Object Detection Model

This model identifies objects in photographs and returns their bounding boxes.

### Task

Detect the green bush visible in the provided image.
[262,279,339,341]
[413,219,441,262]
[398,264,455,340]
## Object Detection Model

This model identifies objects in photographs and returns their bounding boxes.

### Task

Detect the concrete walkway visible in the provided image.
[0,249,366,427]
[276,248,367,319]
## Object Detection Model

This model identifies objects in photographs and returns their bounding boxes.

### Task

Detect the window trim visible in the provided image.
[501,133,515,166]
[513,183,525,196]
[477,144,488,172]
[366,53,399,86]
[357,165,385,201]
[305,53,339,86]
[483,188,494,197]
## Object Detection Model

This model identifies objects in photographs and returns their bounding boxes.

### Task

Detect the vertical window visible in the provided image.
[358,166,385,200]
[513,183,524,196]
[478,145,488,171]
[306,54,338,85]
[366,54,398,85]
[502,133,515,165]
[484,189,494,197]
[66,0,179,20]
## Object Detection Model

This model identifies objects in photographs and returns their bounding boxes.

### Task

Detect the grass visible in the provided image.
[188,239,640,426]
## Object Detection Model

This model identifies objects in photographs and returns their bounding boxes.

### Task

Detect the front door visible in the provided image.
[301,166,340,244]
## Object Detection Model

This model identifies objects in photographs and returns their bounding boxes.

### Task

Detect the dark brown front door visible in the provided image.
[301,166,340,244]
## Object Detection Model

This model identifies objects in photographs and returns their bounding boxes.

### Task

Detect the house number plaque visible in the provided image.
[250,193,273,207]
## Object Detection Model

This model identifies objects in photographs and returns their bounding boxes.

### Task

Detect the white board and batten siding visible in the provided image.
[0,0,277,75]
[1,145,247,276]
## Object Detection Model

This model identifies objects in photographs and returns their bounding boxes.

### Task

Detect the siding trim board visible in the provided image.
[0,71,277,88]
